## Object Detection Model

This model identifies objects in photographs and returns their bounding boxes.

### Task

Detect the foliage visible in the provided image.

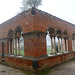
[27,0,42,8]
[21,0,42,11]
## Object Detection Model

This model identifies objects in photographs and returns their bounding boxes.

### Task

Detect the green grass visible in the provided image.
[13,47,52,56]
[14,49,24,55]
[47,46,51,55]
[47,46,55,55]
[22,69,51,75]
[71,58,75,61]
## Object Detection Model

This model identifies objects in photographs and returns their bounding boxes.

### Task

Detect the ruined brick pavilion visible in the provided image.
[0,8,75,71]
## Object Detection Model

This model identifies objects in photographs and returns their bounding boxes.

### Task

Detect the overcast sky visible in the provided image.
[0,0,75,25]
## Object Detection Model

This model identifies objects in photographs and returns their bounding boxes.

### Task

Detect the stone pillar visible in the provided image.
[54,37,56,53]
[9,41,10,54]
[50,37,53,53]
[73,39,75,51]
[63,38,65,52]
[23,31,47,58]
[72,39,74,50]
[18,38,20,55]
[10,40,12,54]
[65,38,67,51]
[58,38,60,53]
[61,38,63,52]
[12,39,14,54]
[15,38,17,55]
[66,39,68,51]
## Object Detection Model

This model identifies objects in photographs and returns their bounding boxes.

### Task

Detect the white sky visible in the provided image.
[0,0,75,25]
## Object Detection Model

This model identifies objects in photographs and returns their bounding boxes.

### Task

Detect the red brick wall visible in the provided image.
[0,52,75,71]
[33,9,75,37]
[38,52,75,71]
[0,8,74,39]
[24,32,47,57]
[68,39,72,50]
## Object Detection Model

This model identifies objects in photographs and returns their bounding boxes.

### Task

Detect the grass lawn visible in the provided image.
[47,46,51,55]
[47,46,55,55]
[13,47,56,55]
[14,50,24,55]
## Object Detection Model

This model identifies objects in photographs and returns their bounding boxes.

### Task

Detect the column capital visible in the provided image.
[49,34,55,38]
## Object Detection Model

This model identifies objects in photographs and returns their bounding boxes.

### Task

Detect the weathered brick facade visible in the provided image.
[0,8,75,71]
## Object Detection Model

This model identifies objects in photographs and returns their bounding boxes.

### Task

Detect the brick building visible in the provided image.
[0,8,75,71]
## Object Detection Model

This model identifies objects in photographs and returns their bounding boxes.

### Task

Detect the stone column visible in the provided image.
[9,40,10,54]
[50,36,53,53]
[73,39,75,51]
[18,38,20,55]
[10,40,12,54]
[12,39,14,54]
[54,37,56,53]
[66,39,68,51]
[63,38,65,52]
[65,38,67,51]
[15,38,17,55]
[58,37,60,53]
[61,38,63,52]
[72,39,74,50]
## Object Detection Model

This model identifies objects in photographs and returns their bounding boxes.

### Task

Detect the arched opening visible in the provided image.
[46,31,51,55]
[56,29,62,53]
[14,26,24,56]
[63,30,68,52]
[7,29,13,55]
[46,27,55,55]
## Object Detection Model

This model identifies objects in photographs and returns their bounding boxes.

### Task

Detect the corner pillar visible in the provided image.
[23,31,47,58]
[68,37,72,51]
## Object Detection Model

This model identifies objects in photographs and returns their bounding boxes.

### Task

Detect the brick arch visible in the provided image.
[72,33,75,39]
[47,26,55,36]
[63,30,68,38]
[56,28,62,37]
[8,29,13,38]
[14,26,23,35]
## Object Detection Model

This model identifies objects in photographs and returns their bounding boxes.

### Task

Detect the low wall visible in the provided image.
[0,56,33,71]
[38,51,75,71]
[0,51,75,71]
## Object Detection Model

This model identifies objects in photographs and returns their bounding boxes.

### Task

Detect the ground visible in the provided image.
[48,60,75,75]
[0,64,25,75]
[0,60,75,75]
